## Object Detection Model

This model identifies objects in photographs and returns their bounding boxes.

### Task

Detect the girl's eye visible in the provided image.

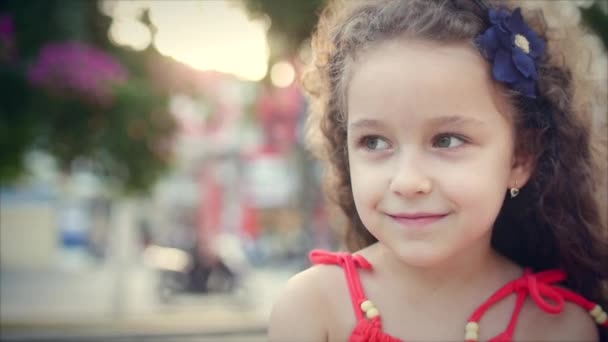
[360,136,390,151]
[432,134,466,148]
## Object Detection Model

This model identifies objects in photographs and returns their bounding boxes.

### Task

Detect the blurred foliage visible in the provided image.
[581,1,608,49]
[0,0,176,194]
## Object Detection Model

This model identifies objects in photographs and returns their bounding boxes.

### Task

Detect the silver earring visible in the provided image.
[510,183,519,198]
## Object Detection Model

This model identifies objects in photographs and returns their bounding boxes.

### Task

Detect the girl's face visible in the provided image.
[346,39,531,267]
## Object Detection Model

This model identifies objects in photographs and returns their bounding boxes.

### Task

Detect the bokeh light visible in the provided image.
[270,61,295,88]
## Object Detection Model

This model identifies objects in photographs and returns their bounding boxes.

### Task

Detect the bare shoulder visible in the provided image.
[267,264,347,342]
[518,300,599,341]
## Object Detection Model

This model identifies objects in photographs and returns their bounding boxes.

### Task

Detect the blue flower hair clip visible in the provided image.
[474,5,546,98]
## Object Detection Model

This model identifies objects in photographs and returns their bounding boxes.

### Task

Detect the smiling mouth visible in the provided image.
[386,213,448,228]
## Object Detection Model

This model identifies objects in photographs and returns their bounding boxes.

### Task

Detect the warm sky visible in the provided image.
[102,0,271,82]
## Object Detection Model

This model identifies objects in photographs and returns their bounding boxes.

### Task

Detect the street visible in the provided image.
[0,261,298,341]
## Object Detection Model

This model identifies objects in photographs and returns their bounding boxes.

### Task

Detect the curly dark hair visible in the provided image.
[303,0,607,336]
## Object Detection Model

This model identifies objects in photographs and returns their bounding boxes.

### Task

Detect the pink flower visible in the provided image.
[27,42,128,105]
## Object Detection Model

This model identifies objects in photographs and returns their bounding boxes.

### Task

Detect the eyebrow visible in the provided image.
[427,115,486,127]
[348,115,485,130]
[348,118,386,130]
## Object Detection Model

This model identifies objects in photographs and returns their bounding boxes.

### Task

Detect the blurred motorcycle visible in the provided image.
[142,233,248,303]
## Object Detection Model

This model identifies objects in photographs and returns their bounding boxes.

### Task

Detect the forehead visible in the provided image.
[346,38,512,125]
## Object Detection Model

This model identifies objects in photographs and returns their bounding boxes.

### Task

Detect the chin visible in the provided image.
[393,246,450,268]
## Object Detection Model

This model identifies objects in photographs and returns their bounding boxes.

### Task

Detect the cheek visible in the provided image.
[442,151,512,216]
[349,160,386,207]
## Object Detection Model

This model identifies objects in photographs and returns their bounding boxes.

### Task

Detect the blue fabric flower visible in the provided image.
[476,7,545,98]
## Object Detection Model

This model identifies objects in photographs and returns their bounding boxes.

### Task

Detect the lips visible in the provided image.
[387,212,448,228]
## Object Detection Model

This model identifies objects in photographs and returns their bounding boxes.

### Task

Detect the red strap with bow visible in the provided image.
[310,249,373,321]
[469,268,604,341]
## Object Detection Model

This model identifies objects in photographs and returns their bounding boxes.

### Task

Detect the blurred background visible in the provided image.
[0,1,606,341]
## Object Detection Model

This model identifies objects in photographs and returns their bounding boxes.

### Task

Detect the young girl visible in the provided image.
[269,0,608,341]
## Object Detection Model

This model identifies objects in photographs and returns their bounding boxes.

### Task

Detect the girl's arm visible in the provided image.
[268,268,329,342]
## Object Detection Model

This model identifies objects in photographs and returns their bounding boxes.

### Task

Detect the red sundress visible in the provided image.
[310,249,608,342]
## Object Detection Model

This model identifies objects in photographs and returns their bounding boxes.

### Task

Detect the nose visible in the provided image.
[388,153,433,197]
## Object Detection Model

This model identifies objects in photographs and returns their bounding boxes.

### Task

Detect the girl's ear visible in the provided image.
[510,153,535,188]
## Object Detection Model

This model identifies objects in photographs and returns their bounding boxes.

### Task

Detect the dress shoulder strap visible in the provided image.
[466,269,608,342]
[309,249,374,321]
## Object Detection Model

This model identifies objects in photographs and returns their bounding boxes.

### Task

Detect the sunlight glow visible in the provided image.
[108,18,151,51]
[103,0,270,81]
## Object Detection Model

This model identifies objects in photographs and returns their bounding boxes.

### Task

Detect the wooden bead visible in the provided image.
[465,322,479,333]
[590,305,602,317]
[596,312,607,324]
[365,307,380,319]
[465,330,479,341]
[360,300,374,312]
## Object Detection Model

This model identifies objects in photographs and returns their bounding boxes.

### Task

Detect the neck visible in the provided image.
[375,237,520,298]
